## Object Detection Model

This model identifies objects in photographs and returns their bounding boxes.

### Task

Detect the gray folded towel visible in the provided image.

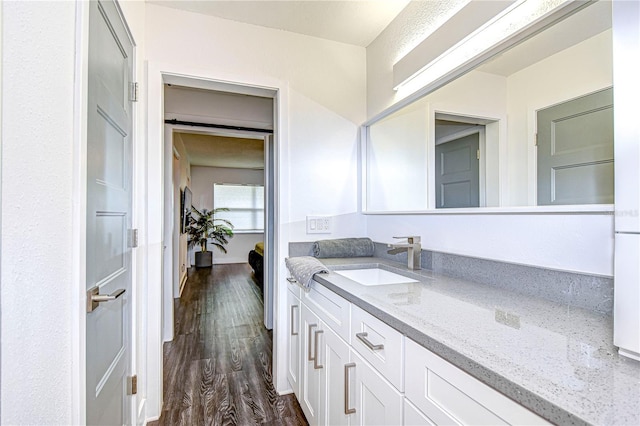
[313,237,375,258]
[285,256,329,289]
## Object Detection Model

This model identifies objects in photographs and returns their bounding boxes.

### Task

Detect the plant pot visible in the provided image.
[195,251,213,268]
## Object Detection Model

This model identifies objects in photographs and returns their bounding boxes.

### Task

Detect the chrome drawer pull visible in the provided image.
[286,277,297,283]
[308,324,317,361]
[313,330,324,369]
[290,305,298,336]
[356,332,384,351]
[344,363,356,414]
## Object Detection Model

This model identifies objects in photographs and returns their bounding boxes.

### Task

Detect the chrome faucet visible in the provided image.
[388,236,422,270]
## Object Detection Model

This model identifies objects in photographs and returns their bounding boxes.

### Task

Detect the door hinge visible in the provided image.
[127,375,137,395]
[129,82,139,102]
[128,229,139,248]
[477,149,480,160]
[534,133,538,146]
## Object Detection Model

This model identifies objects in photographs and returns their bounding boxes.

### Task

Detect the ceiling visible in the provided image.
[147,0,411,47]
[178,132,265,169]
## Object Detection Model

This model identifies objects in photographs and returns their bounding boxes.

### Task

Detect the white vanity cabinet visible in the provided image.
[292,281,403,426]
[286,278,547,426]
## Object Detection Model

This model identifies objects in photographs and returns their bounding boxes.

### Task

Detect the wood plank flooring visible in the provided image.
[152,263,308,426]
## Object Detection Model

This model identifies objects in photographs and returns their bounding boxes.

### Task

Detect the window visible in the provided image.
[213,183,264,232]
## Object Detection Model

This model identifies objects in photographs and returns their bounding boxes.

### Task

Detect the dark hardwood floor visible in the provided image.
[152,263,308,426]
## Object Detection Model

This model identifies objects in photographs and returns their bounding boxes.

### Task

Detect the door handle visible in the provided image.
[313,330,324,369]
[87,286,126,313]
[356,332,384,351]
[290,305,299,336]
[344,363,356,414]
[308,324,317,361]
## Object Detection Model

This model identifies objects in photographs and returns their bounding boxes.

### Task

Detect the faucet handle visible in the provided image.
[393,236,421,244]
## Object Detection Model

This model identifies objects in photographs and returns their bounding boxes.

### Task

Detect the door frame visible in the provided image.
[431,108,503,208]
[146,62,289,420]
[162,123,273,343]
[435,126,486,208]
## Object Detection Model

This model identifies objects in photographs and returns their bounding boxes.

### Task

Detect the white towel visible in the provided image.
[285,256,329,289]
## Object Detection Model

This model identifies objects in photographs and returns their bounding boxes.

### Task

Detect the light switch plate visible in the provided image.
[307,215,332,234]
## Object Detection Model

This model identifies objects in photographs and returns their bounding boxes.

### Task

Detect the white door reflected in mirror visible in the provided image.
[363,1,613,212]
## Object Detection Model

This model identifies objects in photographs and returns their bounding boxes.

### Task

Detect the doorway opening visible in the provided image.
[146,67,288,419]
[163,84,276,338]
[434,113,499,208]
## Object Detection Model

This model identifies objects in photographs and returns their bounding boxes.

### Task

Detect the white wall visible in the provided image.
[1,2,76,423]
[190,166,265,264]
[165,85,273,130]
[364,0,615,276]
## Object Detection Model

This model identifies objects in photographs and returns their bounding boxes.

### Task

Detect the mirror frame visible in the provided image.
[361,0,615,215]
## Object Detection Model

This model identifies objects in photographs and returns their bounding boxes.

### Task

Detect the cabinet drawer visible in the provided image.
[350,304,404,391]
[302,280,351,341]
[405,338,549,425]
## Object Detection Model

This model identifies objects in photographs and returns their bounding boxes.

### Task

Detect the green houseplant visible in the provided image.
[187,207,234,268]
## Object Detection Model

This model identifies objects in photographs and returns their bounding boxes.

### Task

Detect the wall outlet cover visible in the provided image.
[306,215,332,234]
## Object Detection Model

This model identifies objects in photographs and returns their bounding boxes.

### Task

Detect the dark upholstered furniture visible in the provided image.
[248,242,264,291]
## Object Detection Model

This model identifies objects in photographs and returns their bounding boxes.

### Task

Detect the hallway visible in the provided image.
[155,264,307,425]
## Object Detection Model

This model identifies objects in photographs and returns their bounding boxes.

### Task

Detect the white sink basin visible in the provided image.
[334,268,419,286]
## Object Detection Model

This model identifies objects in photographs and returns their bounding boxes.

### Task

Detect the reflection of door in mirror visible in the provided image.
[536,87,614,205]
[435,120,482,208]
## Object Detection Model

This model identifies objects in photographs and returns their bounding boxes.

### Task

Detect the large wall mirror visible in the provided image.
[363,1,613,213]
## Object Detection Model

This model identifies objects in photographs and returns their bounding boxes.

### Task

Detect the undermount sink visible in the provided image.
[334,268,419,286]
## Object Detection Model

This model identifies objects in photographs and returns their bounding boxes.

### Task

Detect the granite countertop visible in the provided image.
[309,257,640,425]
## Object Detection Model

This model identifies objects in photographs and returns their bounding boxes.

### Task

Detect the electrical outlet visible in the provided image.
[306,215,332,234]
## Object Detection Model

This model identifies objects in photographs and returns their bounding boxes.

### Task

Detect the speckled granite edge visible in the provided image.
[289,241,613,315]
[311,272,590,426]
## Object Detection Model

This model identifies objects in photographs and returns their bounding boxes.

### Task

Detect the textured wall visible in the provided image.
[1,1,76,423]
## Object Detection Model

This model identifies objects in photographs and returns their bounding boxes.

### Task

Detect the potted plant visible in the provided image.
[187,206,234,268]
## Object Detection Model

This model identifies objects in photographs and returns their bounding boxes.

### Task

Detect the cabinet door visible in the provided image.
[350,349,403,426]
[319,323,352,426]
[301,304,322,425]
[287,289,302,397]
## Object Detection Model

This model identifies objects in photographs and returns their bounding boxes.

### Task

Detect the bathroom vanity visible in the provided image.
[285,257,640,425]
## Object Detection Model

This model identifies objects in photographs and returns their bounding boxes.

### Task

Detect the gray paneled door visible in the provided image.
[86,0,134,424]
[435,133,480,208]
[537,88,614,205]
